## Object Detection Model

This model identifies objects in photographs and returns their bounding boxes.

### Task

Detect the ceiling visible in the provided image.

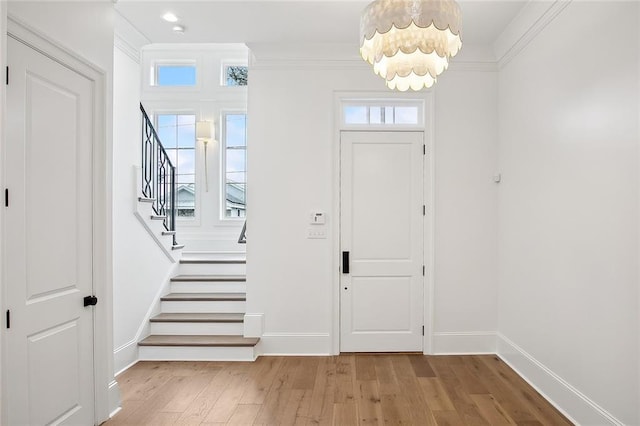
[116,0,527,47]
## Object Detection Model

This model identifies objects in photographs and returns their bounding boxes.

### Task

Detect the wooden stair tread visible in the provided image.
[180,259,246,264]
[150,313,244,323]
[171,275,246,282]
[139,335,259,347]
[161,292,246,301]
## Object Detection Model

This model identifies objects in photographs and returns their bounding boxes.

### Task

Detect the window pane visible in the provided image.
[370,106,382,124]
[226,183,246,218]
[157,115,177,148]
[176,150,195,175]
[226,66,248,86]
[177,174,195,185]
[177,118,195,148]
[156,65,196,86]
[176,184,195,207]
[226,149,246,174]
[226,171,246,184]
[395,107,419,124]
[344,106,367,124]
[226,115,247,147]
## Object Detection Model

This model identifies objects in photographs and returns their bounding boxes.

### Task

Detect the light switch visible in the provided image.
[307,227,327,239]
[310,211,326,225]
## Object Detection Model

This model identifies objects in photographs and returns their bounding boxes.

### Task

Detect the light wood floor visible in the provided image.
[105,354,572,425]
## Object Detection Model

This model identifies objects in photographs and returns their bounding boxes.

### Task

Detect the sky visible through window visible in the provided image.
[156,65,196,86]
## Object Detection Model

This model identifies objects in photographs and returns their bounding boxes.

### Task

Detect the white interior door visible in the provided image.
[340,131,424,352]
[4,36,95,425]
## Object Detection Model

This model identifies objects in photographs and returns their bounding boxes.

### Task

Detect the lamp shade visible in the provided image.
[196,120,213,140]
[360,0,462,91]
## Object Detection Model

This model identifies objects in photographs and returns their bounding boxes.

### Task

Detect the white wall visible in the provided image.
[112,16,179,374]
[5,1,116,422]
[497,2,639,424]
[433,70,499,353]
[246,45,499,355]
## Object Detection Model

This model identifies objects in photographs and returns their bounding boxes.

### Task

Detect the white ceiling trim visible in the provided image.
[494,0,573,70]
[115,11,151,63]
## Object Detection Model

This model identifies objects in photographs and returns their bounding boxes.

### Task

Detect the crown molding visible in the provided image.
[114,11,150,64]
[494,0,573,70]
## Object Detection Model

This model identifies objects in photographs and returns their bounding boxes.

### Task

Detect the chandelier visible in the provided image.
[360,0,462,91]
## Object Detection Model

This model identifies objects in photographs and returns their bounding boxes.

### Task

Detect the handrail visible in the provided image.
[140,103,177,245]
[238,220,247,244]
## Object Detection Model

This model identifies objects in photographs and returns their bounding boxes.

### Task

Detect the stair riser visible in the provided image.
[178,263,246,275]
[161,300,246,313]
[170,282,246,293]
[150,322,244,335]
[139,345,257,362]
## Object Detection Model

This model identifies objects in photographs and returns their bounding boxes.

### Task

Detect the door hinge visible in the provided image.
[423,265,425,276]
[423,145,426,155]
[5,66,8,85]
[6,310,10,329]
[423,205,426,216]
[422,325,425,336]
[4,189,8,207]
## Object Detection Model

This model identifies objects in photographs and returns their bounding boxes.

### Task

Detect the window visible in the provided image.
[343,103,421,126]
[155,114,196,217]
[224,65,248,86]
[153,65,196,86]
[223,113,247,218]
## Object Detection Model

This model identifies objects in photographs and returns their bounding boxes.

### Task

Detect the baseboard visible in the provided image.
[244,313,264,338]
[108,380,121,419]
[497,333,623,426]
[258,333,332,356]
[432,331,497,354]
[113,339,138,375]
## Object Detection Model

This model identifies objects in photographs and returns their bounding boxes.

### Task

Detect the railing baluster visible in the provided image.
[140,104,177,244]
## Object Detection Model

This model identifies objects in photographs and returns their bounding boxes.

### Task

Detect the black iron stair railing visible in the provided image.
[140,103,177,246]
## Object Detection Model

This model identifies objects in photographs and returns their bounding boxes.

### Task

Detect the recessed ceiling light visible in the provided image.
[172,25,185,34]
[162,12,178,22]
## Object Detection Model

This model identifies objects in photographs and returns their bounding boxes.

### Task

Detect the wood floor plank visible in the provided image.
[480,356,572,426]
[307,357,337,426]
[355,380,383,425]
[254,357,300,424]
[373,356,400,396]
[334,355,356,403]
[240,356,285,405]
[470,393,517,425]
[332,402,358,425]
[355,355,377,381]
[106,355,573,426]
[227,403,262,425]
[409,355,436,378]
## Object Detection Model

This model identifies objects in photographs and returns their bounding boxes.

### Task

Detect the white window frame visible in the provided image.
[340,99,425,130]
[153,110,199,223]
[220,110,248,221]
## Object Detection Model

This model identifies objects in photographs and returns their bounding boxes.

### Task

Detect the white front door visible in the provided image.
[4,36,95,425]
[340,131,424,352]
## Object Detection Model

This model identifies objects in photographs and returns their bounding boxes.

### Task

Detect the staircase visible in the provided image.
[138,256,259,361]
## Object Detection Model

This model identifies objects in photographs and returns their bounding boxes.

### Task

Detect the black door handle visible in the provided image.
[342,251,349,274]
[84,295,98,307]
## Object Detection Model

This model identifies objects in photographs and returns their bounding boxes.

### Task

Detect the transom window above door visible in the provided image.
[342,101,423,127]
